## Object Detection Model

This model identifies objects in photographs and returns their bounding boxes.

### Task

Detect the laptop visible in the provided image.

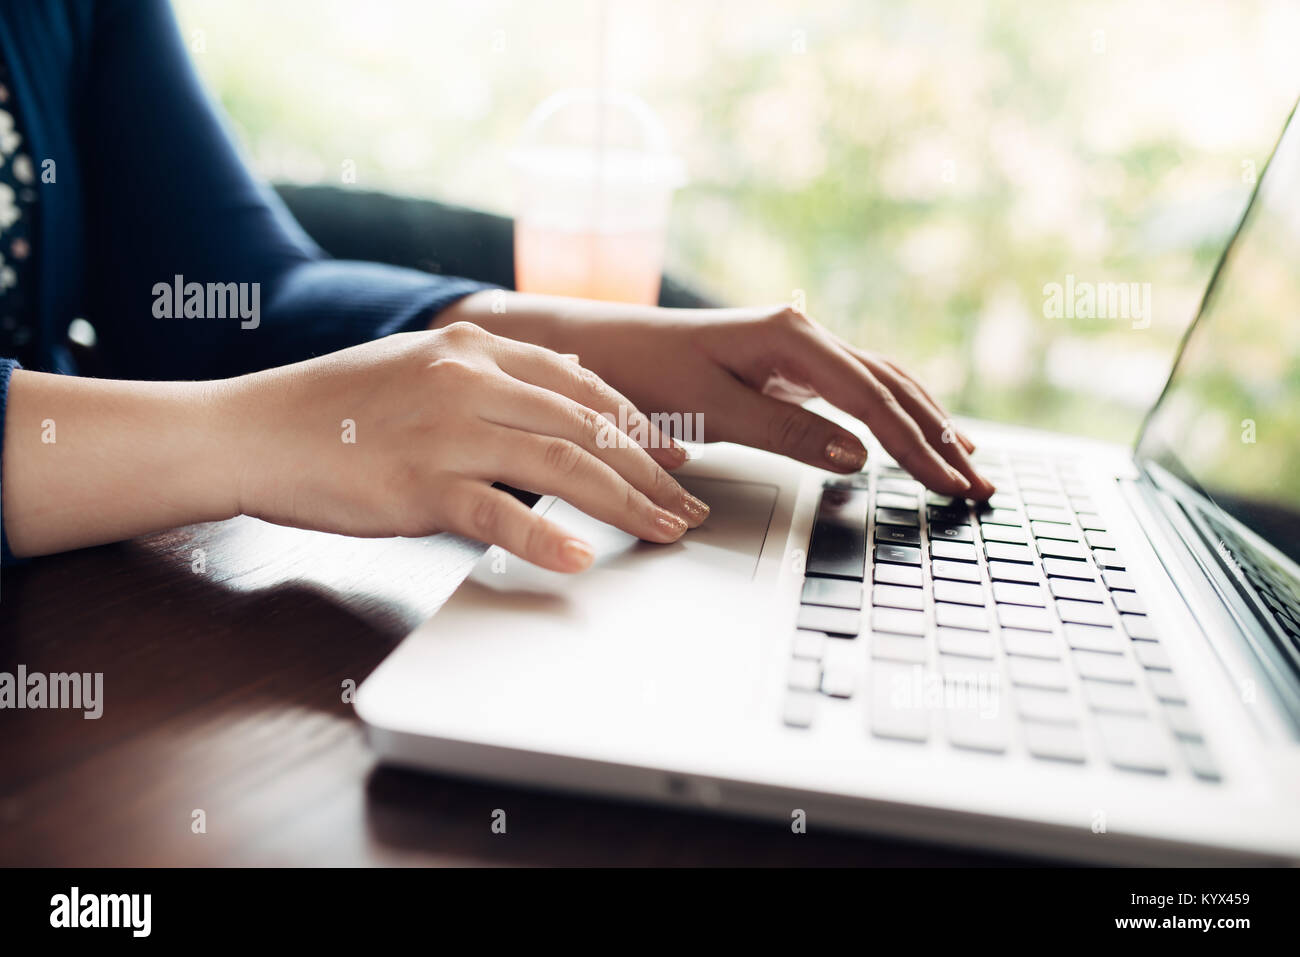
[356,102,1300,865]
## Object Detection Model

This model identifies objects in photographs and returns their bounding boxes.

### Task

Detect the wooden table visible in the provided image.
[1,517,1027,866]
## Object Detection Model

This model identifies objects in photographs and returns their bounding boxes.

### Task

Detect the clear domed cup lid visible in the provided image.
[510,88,686,190]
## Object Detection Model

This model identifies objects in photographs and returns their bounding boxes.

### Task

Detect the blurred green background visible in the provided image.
[174,0,1300,445]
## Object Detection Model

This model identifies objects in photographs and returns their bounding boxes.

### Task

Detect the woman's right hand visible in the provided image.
[226,322,710,573]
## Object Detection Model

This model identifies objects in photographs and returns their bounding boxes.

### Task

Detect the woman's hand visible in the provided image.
[225,322,709,572]
[439,294,996,499]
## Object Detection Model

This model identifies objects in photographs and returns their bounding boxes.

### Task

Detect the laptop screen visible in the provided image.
[1136,100,1300,585]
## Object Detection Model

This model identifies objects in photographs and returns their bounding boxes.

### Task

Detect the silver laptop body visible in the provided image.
[356,103,1300,865]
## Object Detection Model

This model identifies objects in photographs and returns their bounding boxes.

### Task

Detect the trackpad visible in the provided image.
[469,476,780,591]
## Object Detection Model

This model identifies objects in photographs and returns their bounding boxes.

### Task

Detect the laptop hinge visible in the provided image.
[1118,474,1300,741]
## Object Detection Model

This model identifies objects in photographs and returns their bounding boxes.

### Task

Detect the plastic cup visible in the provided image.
[511,89,685,305]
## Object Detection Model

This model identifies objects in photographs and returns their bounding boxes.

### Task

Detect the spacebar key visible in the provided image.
[806,487,869,580]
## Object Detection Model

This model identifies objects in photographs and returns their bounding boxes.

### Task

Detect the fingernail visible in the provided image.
[679,492,710,524]
[558,538,594,571]
[824,436,868,471]
[666,441,689,466]
[654,510,689,540]
[947,467,972,494]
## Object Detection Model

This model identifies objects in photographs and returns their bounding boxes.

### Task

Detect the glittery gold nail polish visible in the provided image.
[824,436,867,470]
[679,493,710,523]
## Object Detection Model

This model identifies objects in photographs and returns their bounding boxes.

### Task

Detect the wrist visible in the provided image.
[430,289,661,371]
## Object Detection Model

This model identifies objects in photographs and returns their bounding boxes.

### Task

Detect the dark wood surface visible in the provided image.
[1,517,1027,866]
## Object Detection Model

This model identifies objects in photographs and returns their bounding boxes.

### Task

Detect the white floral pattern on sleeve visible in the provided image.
[0,59,37,359]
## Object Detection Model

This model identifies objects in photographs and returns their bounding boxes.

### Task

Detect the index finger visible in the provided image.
[780,320,973,495]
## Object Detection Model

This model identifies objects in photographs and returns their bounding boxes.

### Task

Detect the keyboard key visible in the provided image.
[870,662,931,742]
[988,560,1041,585]
[876,507,919,528]
[821,666,855,699]
[977,507,1023,527]
[1007,656,1070,691]
[929,522,974,543]
[871,632,927,663]
[945,697,1010,753]
[980,523,1028,545]
[796,604,861,637]
[1093,548,1126,570]
[1082,679,1147,715]
[877,476,922,495]
[875,543,922,565]
[876,491,918,511]
[1048,577,1105,603]
[1055,598,1112,627]
[807,487,869,580]
[1017,475,1059,492]
[1162,702,1203,741]
[1014,687,1080,724]
[1133,641,1171,671]
[1025,504,1071,524]
[932,559,980,583]
[783,690,817,728]
[1147,670,1186,703]
[986,493,1019,510]
[1076,512,1107,532]
[801,576,863,609]
[1023,721,1087,764]
[1031,522,1079,542]
[935,602,990,632]
[1062,622,1125,654]
[825,472,871,490]
[791,630,827,660]
[992,581,1047,607]
[1112,591,1147,615]
[871,606,927,637]
[788,659,821,691]
[1095,713,1170,773]
[937,627,995,658]
[1085,530,1116,549]
[872,583,925,611]
[1037,538,1089,561]
[997,603,1054,632]
[1071,649,1136,683]
[927,505,970,525]
[932,579,985,606]
[1121,613,1155,641]
[930,540,978,562]
[1043,557,1095,580]
[937,654,998,680]
[874,523,921,546]
[1180,739,1222,782]
[874,562,923,587]
[1001,628,1063,660]
[1022,489,1066,507]
[985,541,1035,564]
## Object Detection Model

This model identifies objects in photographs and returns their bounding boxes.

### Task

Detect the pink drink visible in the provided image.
[514,223,666,305]
[511,91,684,307]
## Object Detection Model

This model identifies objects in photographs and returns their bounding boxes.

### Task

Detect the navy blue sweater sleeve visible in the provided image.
[81,0,491,380]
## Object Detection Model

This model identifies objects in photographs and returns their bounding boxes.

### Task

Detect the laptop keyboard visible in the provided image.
[784,449,1222,782]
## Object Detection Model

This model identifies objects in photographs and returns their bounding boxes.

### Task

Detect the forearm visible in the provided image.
[2,371,239,558]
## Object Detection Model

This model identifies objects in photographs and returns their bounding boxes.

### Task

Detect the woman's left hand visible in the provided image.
[437,294,996,499]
